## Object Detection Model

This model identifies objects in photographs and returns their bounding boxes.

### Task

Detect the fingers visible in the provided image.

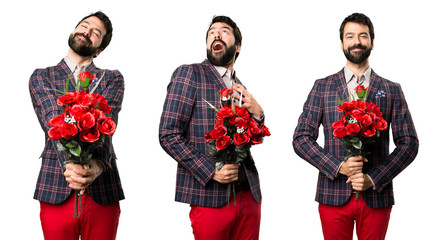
[232,84,264,119]
[64,163,97,191]
[213,164,240,184]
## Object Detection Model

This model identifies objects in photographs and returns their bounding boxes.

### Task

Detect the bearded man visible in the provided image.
[29,11,124,240]
[293,13,418,240]
[159,15,265,240]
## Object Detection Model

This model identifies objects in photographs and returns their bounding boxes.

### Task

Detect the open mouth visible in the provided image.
[212,41,225,51]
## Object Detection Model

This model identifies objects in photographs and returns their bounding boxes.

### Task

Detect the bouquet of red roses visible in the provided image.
[204,88,270,204]
[332,86,387,159]
[47,71,116,217]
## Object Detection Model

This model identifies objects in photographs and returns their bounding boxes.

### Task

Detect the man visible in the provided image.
[293,13,418,240]
[29,11,124,240]
[159,16,264,240]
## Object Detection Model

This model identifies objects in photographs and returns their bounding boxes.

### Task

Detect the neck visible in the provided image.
[346,59,370,80]
[66,49,94,67]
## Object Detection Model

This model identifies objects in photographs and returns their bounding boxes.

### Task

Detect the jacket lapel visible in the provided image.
[203,59,226,90]
[335,69,349,102]
[366,70,381,103]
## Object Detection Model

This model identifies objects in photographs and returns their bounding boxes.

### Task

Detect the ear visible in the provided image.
[236,43,241,53]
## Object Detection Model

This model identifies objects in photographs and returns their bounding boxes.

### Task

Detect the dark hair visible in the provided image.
[207,15,242,60]
[339,13,374,44]
[76,11,113,51]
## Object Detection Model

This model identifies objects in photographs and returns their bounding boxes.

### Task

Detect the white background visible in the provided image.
[1,0,433,239]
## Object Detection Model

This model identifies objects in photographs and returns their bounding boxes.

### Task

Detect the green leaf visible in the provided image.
[47,88,67,95]
[69,145,82,157]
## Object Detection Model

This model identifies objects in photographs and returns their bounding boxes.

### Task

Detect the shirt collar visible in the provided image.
[64,57,93,74]
[213,65,236,79]
[344,65,372,85]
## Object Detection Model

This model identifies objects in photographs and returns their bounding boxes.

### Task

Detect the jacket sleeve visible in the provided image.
[367,84,419,192]
[159,65,216,187]
[292,79,343,180]
[29,69,63,135]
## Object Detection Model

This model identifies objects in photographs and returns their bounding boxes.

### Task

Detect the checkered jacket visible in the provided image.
[159,59,261,207]
[293,69,418,208]
[29,60,125,205]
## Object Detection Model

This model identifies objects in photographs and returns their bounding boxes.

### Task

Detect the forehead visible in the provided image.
[343,22,370,34]
[78,16,106,35]
[208,22,233,32]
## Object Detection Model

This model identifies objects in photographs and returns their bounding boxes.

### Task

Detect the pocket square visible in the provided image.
[375,90,386,98]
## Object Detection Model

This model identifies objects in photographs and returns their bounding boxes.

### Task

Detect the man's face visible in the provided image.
[206,22,241,67]
[341,22,373,64]
[68,16,106,57]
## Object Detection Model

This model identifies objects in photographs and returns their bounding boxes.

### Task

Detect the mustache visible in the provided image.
[211,39,227,48]
[348,44,367,51]
[74,33,92,44]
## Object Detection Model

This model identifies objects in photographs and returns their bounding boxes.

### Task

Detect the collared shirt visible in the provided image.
[342,65,376,190]
[214,65,236,89]
[344,65,371,101]
[64,57,93,83]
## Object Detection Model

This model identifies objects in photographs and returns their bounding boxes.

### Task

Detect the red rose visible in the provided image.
[361,126,376,137]
[205,132,213,143]
[98,117,117,135]
[90,109,104,121]
[234,106,250,120]
[60,122,78,139]
[333,127,347,139]
[374,118,387,130]
[260,124,271,137]
[345,123,360,136]
[48,114,65,127]
[331,119,345,129]
[353,100,367,112]
[48,126,62,140]
[355,86,369,100]
[77,91,93,107]
[220,88,233,99]
[216,135,231,150]
[69,104,87,119]
[79,127,100,142]
[57,92,77,106]
[366,102,382,117]
[360,114,373,128]
[228,116,249,129]
[97,102,112,114]
[337,102,354,112]
[233,132,250,146]
[214,118,224,128]
[247,119,261,137]
[92,93,108,106]
[216,107,234,119]
[210,126,227,140]
[349,109,364,121]
[77,112,96,130]
[78,72,96,88]
[250,135,263,145]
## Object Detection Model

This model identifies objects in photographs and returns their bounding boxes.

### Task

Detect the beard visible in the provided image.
[207,40,237,67]
[343,44,371,64]
[68,33,99,57]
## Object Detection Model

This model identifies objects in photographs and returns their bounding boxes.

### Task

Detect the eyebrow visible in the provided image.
[82,20,103,36]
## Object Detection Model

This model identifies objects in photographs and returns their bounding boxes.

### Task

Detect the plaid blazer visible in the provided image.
[293,69,418,208]
[29,59,125,205]
[159,59,262,208]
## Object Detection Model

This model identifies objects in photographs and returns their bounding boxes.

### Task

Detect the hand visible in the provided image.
[339,156,368,177]
[212,163,239,184]
[348,173,373,191]
[232,84,264,119]
[64,159,104,194]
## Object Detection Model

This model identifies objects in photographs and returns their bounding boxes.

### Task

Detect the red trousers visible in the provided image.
[189,191,261,240]
[319,193,392,240]
[40,193,120,240]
